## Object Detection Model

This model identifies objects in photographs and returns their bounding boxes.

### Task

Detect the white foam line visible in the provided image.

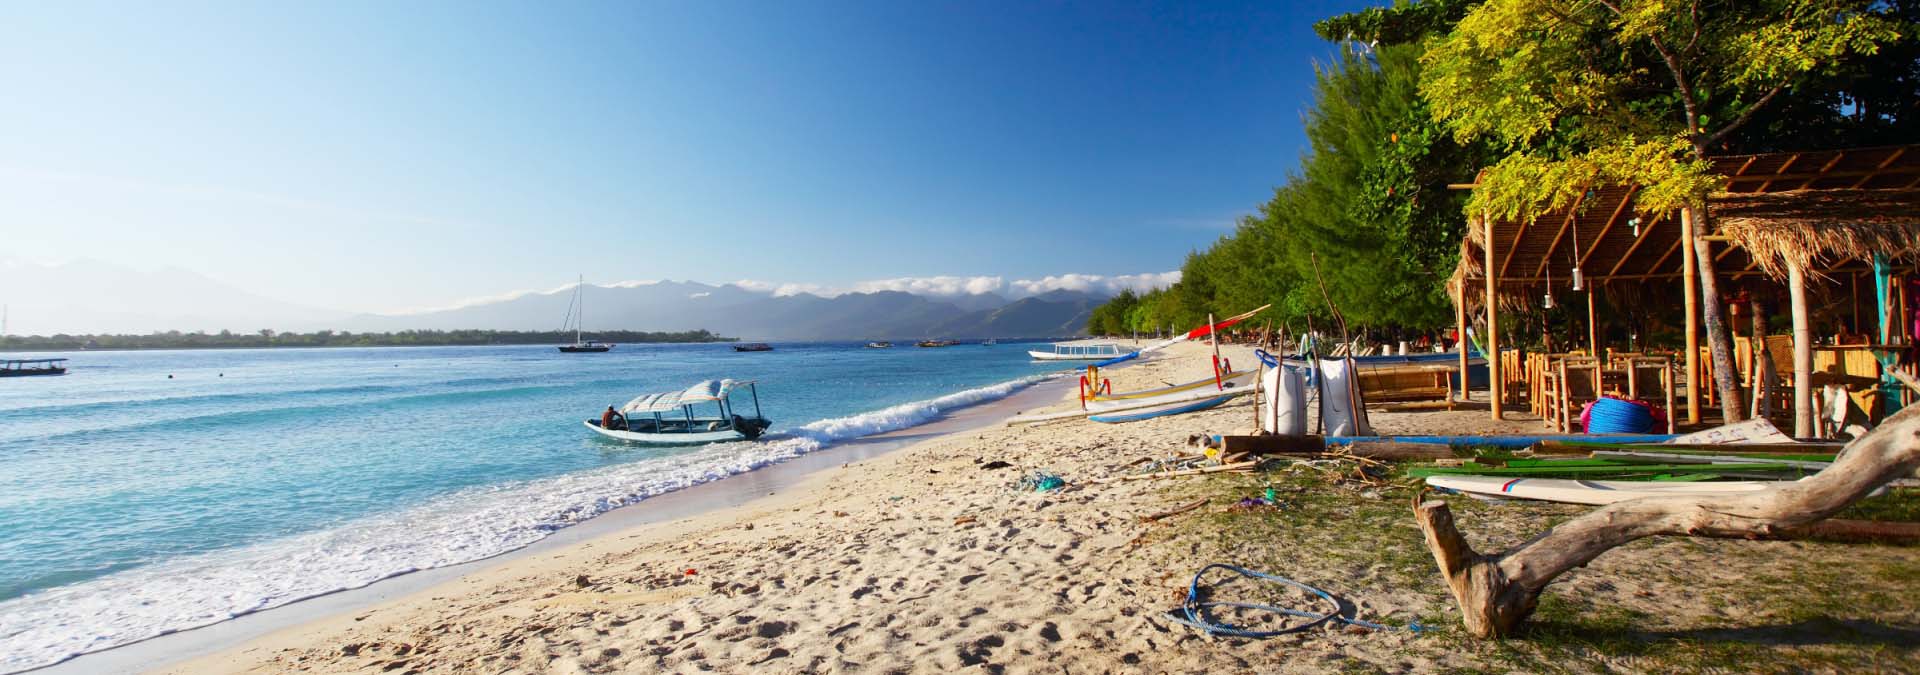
[0,373,1057,674]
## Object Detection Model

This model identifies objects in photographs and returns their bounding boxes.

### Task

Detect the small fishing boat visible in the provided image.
[1426,475,1784,506]
[557,275,614,353]
[587,379,772,444]
[1027,342,1125,361]
[981,338,997,346]
[866,341,893,349]
[916,339,957,348]
[1085,369,1256,412]
[1088,392,1235,423]
[1,358,68,377]
[733,343,774,352]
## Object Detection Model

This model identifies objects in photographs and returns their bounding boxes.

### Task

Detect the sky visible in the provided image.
[0,0,1378,314]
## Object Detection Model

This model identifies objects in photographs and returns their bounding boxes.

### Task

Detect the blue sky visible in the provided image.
[1,0,1376,313]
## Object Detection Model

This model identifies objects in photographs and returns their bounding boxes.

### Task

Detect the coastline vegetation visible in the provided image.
[0,328,736,352]
[1089,0,1920,343]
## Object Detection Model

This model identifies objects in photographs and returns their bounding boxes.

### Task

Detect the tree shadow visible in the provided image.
[1528,616,1920,649]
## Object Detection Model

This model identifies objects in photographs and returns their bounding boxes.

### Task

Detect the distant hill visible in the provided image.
[339,284,1103,340]
[0,259,1124,339]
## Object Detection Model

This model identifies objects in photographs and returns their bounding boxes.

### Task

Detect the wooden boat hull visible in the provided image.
[0,367,66,377]
[1028,350,1124,361]
[1426,475,1783,505]
[584,420,760,445]
[558,345,612,353]
[1087,393,1234,423]
[1085,370,1255,411]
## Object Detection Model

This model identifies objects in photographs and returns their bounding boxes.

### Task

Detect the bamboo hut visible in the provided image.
[1451,144,1920,434]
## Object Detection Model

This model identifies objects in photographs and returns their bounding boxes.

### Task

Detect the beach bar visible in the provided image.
[1449,144,1920,434]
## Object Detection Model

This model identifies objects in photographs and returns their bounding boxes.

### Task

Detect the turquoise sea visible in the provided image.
[0,342,1066,672]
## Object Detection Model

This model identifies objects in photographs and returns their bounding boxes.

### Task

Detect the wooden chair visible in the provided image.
[1624,355,1677,434]
[1539,356,1602,432]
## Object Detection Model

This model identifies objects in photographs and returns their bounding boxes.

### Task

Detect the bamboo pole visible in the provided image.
[1482,214,1503,420]
[1456,270,1471,402]
[1681,206,1701,424]
[1587,286,1599,363]
[1790,260,1814,437]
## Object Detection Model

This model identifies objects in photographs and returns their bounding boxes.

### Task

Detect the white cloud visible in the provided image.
[688,292,711,299]
[732,279,839,297]
[607,279,662,288]
[1010,271,1180,297]
[849,275,1005,297]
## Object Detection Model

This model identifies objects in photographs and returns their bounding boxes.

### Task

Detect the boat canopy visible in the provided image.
[621,379,756,414]
[1047,343,1122,356]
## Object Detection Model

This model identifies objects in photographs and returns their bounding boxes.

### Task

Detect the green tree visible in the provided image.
[1420,0,1907,419]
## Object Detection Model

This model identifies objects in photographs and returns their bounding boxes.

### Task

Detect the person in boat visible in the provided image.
[601,405,627,431]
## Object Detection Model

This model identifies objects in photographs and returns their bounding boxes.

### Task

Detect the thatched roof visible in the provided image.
[1453,144,1920,307]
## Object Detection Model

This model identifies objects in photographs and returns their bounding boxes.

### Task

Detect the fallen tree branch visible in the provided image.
[1415,406,1920,638]
[1140,498,1210,523]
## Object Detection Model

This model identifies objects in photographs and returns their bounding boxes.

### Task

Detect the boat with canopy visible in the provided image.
[1,358,68,377]
[1027,342,1125,361]
[586,379,772,444]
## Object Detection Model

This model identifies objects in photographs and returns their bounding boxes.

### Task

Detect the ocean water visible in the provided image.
[0,342,1068,672]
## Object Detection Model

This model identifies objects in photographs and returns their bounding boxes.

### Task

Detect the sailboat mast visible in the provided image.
[576,274,584,345]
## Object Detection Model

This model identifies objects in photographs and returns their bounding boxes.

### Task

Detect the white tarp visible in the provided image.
[1318,358,1372,436]
[1259,365,1308,436]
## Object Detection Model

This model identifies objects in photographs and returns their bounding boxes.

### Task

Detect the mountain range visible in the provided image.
[341,281,1102,340]
[0,261,1104,339]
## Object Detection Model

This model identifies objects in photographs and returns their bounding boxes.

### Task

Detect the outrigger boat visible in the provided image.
[1084,369,1256,412]
[587,379,771,444]
[1,358,68,377]
[1027,342,1125,361]
[733,343,774,352]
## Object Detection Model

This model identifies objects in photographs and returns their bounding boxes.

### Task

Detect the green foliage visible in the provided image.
[1423,0,1907,218]
[0,329,735,351]
[1312,0,1476,46]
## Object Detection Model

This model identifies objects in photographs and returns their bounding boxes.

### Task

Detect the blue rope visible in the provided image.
[1164,564,1396,638]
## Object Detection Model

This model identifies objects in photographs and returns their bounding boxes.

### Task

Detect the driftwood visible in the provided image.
[1140,498,1210,523]
[1094,461,1256,484]
[1415,405,1920,638]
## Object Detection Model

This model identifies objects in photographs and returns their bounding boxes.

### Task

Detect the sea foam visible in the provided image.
[0,373,1051,674]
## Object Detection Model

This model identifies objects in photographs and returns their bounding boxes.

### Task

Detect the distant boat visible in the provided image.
[866,341,893,349]
[981,338,997,346]
[1,358,68,377]
[586,379,771,445]
[916,339,958,348]
[557,274,614,353]
[733,342,774,352]
[1028,342,1125,361]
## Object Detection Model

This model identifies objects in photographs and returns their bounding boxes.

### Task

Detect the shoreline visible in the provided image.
[32,372,1079,675]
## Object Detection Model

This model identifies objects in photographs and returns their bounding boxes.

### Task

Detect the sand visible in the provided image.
[154,342,1920,674]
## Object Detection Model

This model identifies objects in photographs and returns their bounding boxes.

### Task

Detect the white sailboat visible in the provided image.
[558,274,613,353]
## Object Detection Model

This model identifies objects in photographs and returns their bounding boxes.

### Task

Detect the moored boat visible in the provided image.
[916,339,958,348]
[1425,475,1784,506]
[557,275,615,353]
[1084,369,1256,412]
[865,341,893,349]
[1,358,68,377]
[733,343,774,352]
[1027,342,1125,361]
[586,379,772,444]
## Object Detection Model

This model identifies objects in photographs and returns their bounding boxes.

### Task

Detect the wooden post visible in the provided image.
[1789,260,1814,437]
[1681,207,1701,424]
[1587,287,1600,364]
[1455,280,1471,402]
[1482,214,1503,419]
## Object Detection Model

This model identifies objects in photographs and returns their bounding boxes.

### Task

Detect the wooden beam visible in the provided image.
[1499,216,1534,278]
[1483,214,1503,420]
[1799,151,1848,190]
[1647,235,1686,278]
[1682,206,1701,425]
[1732,155,1759,177]
[1456,255,1471,403]
[1532,186,1590,278]
[1730,165,1920,184]
[1577,186,1636,268]
[1789,260,1814,436]
[1851,148,1907,189]
[1588,286,1600,362]
[1754,153,1802,192]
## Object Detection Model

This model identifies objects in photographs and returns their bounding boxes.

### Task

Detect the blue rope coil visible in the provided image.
[1162,564,1395,638]
[1585,397,1656,434]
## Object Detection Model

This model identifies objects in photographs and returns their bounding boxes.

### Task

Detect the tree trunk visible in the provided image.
[1751,298,1775,419]
[1414,405,1920,638]
[1692,209,1747,422]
